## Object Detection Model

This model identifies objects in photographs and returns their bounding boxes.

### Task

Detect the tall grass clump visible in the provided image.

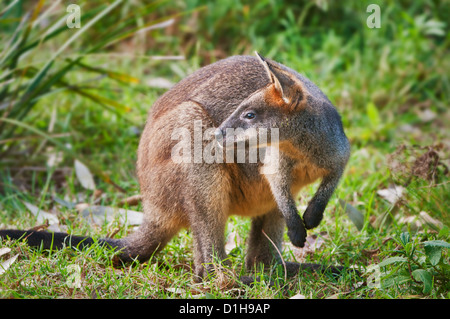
[0,0,189,190]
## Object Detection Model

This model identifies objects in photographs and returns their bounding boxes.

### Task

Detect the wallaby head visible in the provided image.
[216,52,349,170]
[215,52,305,147]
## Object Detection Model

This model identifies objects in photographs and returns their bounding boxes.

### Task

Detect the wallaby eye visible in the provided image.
[244,112,256,120]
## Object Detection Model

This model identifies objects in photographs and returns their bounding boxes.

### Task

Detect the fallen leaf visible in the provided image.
[416,109,436,123]
[419,211,444,230]
[190,293,207,299]
[305,234,326,251]
[23,201,59,226]
[75,202,90,211]
[362,248,380,259]
[0,248,11,257]
[339,199,365,231]
[395,212,443,232]
[377,185,405,204]
[93,189,103,201]
[0,254,19,275]
[74,159,96,190]
[397,215,423,231]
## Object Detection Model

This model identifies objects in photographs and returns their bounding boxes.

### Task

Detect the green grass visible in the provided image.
[1,0,449,299]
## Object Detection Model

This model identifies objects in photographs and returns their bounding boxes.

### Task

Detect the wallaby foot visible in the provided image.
[116,199,185,263]
[286,213,307,247]
[188,200,228,281]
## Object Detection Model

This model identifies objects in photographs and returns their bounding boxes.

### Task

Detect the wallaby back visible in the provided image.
[150,56,269,124]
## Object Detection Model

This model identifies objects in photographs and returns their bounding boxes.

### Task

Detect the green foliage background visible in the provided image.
[0,0,448,298]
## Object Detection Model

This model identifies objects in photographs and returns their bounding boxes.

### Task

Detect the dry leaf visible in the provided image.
[74,159,96,190]
[0,254,19,275]
[397,215,423,231]
[46,147,63,168]
[23,201,59,226]
[0,248,11,257]
[419,211,444,230]
[416,109,436,123]
[394,211,443,231]
[305,234,326,251]
[377,185,405,204]
[339,199,365,231]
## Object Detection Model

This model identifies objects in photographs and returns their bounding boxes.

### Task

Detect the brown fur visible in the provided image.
[126,53,349,279]
[0,53,350,282]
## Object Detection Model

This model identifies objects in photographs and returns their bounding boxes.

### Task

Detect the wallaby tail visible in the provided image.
[0,229,124,254]
[0,228,164,264]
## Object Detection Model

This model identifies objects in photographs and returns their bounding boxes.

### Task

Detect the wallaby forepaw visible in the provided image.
[287,225,306,247]
[285,213,307,247]
[303,204,324,230]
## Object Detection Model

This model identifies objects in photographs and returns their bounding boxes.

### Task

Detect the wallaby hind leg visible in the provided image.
[245,209,285,268]
[118,200,183,263]
[189,202,228,281]
[242,209,302,284]
[183,168,229,281]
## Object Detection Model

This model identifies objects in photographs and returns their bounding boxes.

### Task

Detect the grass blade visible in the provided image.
[69,59,140,84]
[23,0,123,100]
[0,0,20,18]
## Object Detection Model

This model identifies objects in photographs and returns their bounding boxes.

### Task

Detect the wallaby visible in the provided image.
[0,52,350,282]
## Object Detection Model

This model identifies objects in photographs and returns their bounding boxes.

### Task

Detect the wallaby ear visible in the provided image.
[255,51,305,107]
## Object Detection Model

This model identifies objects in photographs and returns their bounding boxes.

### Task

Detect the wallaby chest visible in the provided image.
[226,162,277,217]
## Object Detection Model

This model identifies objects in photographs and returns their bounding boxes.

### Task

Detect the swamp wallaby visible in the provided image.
[0,53,350,281]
